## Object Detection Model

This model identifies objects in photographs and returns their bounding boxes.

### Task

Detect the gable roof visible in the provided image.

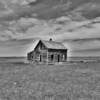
[41,40,67,50]
[28,39,67,54]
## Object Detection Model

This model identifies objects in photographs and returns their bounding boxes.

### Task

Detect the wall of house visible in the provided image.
[27,51,35,62]
[27,41,67,63]
[48,49,67,63]
[30,41,48,63]
[28,49,67,63]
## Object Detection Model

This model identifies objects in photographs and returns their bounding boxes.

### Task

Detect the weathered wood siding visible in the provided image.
[48,49,67,63]
[28,41,48,63]
[27,41,67,64]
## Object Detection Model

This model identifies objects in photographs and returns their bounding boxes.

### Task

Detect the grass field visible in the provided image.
[0,57,100,100]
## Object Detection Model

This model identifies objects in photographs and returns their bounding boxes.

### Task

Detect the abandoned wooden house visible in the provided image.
[27,39,67,64]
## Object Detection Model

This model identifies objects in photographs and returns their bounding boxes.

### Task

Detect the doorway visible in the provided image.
[58,55,60,62]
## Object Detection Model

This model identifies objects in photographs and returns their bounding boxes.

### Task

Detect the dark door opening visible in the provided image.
[58,55,60,62]
[51,54,54,62]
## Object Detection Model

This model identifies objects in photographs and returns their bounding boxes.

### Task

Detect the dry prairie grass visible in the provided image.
[0,61,99,100]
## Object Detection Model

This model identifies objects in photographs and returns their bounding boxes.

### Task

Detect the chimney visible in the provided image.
[49,38,53,41]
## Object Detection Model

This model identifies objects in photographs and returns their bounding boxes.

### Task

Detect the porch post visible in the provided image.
[66,50,67,61]
[47,50,48,64]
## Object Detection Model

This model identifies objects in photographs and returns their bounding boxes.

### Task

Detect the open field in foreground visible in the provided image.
[0,58,100,100]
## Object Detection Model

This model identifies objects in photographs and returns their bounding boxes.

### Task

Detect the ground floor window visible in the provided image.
[51,54,54,61]
[62,54,65,61]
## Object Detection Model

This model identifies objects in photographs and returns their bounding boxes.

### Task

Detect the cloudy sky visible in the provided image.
[0,0,100,56]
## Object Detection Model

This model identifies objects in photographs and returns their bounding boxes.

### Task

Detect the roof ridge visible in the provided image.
[40,39,67,50]
[41,40,62,44]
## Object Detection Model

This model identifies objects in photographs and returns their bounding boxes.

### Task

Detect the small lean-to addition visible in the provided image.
[27,39,68,64]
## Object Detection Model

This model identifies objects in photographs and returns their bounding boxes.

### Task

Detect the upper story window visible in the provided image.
[41,44,45,50]
[38,45,41,51]
[38,43,46,51]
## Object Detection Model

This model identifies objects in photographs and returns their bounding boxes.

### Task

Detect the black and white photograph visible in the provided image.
[0,0,100,100]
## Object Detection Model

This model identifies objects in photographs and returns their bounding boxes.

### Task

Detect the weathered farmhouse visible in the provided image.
[27,39,67,64]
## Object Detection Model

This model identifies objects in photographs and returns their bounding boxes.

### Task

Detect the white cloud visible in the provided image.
[0,15,100,56]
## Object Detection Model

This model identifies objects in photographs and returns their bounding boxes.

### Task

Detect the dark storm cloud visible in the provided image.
[0,0,100,22]
[0,0,70,21]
